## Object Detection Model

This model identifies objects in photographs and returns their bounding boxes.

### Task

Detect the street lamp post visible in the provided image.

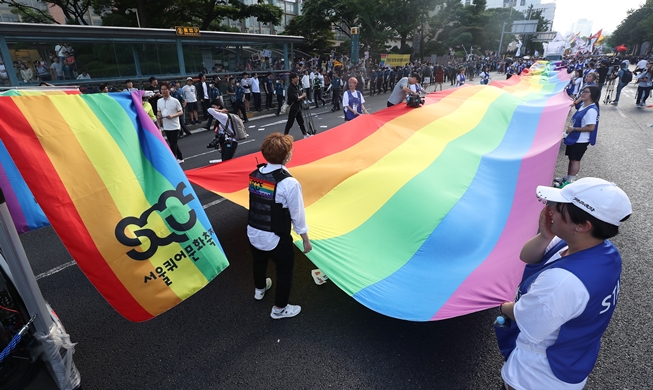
[125,8,141,28]
[498,22,507,57]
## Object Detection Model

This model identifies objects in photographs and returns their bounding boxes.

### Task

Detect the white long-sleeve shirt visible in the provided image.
[247,164,309,251]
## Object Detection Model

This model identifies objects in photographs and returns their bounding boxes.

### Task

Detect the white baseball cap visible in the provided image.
[536,178,632,226]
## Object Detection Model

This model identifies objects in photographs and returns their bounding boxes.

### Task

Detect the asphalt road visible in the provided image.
[17,75,653,389]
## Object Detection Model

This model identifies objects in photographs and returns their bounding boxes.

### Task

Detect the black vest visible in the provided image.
[248,165,292,236]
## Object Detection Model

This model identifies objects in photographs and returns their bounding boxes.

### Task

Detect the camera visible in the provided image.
[406,94,425,108]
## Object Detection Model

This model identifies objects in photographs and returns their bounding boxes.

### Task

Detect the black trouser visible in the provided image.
[636,86,651,105]
[387,101,395,107]
[314,88,325,108]
[201,99,210,120]
[266,91,273,109]
[251,234,295,308]
[253,92,261,111]
[332,89,341,110]
[220,140,238,160]
[284,106,306,136]
[276,95,284,115]
[164,130,183,160]
[370,80,376,95]
[233,100,248,122]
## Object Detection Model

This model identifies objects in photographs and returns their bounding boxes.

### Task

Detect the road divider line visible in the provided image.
[617,107,627,118]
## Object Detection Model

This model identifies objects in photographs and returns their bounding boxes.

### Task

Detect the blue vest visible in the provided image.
[457,74,465,85]
[344,90,362,121]
[565,103,598,146]
[512,240,621,384]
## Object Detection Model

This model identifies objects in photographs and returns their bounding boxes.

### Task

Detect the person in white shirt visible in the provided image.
[182,77,199,125]
[76,70,91,80]
[207,100,238,161]
[301,70,312,103]
[248,133,312,320]
[342,77,368,121]
[156,82,184,163]
[241,72,251,113]
[251,73,262,111]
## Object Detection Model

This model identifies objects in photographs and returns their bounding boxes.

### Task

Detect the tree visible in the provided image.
[609,0,653,50]
[1,0,94,25]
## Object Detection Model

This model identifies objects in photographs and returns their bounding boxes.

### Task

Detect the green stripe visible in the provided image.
[302,92,524,296]
[81,94,224,279]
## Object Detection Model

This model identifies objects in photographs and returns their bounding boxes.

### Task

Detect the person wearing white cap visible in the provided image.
[496,178,631,390]
[182,77,199,124]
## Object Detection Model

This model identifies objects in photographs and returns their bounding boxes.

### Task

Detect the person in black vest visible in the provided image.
[248,133,312,319]
[283,72,310,138]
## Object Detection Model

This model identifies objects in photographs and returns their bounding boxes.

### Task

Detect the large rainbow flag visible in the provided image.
[187,64,571,321]
[0,90,229,322]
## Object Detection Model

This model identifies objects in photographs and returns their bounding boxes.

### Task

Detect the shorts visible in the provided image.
[423,77,431,84]
[244,93,251,101]
[187,101,198,111]
[565,142,589,161]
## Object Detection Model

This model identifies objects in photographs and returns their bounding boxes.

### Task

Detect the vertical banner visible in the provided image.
[0,92,229,322]
[350,27,360,64]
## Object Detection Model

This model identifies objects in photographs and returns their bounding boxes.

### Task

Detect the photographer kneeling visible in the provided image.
[387,73,422,107]
[207,99,238,162]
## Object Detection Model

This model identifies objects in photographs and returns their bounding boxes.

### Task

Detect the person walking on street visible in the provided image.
[635,63,652,108]
[264,72,275,110]
[171,81,192,137]
[157,82,184,163]
[283,72,309,138]
[248,132,312,320]
[182,77,199,124]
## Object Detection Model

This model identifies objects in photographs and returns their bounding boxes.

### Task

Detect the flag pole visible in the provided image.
[0,187,81,389]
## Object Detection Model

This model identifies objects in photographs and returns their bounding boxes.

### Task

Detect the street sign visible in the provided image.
[176,26,201,37]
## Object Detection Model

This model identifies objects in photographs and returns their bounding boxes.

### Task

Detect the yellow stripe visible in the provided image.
[50,95,208,303]
[303,86,508,241]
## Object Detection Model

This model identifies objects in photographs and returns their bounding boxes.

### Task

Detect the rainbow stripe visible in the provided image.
[0,140,49,233]
[187,66,571,321]
[0,91,229,322]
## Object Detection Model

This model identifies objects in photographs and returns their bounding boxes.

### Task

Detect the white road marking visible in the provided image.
[617,107,627,118]
[36,261,76,280]
[202,198,226,209]
[185,149,218,160]
[259,119,288,127]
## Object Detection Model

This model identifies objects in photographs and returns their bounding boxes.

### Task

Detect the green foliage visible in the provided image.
[609,0,653,49]
[93,0,282,30]
[1,0,93,24]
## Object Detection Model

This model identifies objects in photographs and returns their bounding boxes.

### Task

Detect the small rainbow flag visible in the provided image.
[187,64,571,321]
[0,91,229,322]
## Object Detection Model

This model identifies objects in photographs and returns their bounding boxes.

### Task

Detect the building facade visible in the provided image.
[463,0,556,31]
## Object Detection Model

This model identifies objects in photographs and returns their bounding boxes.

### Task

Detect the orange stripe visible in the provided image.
[15,96,180,315]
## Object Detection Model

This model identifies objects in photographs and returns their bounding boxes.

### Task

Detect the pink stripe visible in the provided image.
[431,92,572,320]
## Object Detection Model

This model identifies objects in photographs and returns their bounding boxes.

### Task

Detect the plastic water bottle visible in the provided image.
[494,315,511,328]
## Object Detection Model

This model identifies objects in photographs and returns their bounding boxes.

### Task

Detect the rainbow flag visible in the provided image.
[0,140,49,233]
[0,91,229,322]
[187,65,571,321]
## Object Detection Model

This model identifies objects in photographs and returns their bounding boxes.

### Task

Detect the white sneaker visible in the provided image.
[270,304,301,319]
[254,278,272,300]
[303,134,311,139]
[177,159,185,163]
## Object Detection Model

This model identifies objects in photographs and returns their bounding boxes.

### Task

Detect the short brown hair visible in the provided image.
[261,133,293,164]
[159,81,170,90]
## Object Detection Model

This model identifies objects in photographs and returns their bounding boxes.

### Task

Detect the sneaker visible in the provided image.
[177,159,185,163]
[303,134,311,139]
[611,101,618,106]
[553,177,565,184]
[270,304,301,319]
[254,278,272,300]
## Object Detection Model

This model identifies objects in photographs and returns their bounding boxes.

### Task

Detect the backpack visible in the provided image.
[621,69,633,84]
[228,113,248,140]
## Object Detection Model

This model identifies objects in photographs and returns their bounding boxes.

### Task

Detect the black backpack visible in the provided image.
[621,69,633,84]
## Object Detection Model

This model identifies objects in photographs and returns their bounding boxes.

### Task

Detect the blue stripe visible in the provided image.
[353,95,553,321]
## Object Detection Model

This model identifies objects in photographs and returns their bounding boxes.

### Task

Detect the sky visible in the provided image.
[551,0,646,35]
